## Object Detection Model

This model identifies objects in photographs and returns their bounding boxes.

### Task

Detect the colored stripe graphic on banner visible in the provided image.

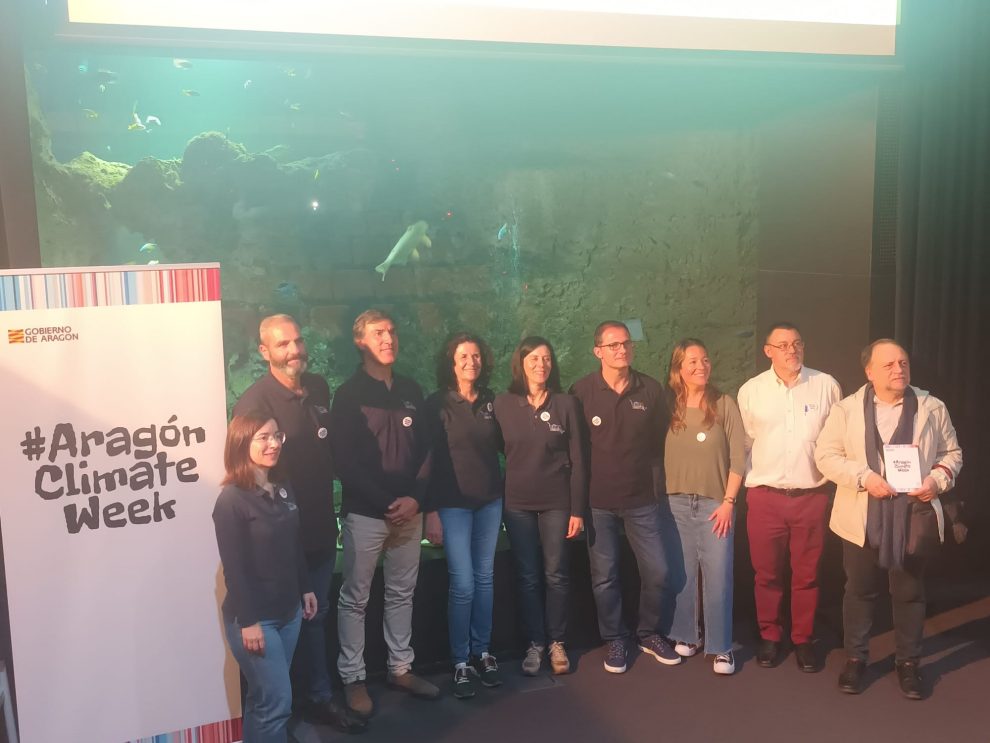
[129,717,243,743]
[0,266,221,311]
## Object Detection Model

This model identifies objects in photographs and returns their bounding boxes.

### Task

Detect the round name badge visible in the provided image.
[592,415,602,427]
[540,411,551,422]
[487,402,494,412]
[317,426,328,439]
[279,488,288,500]
[696,432,707,442]
[402,416,413,428]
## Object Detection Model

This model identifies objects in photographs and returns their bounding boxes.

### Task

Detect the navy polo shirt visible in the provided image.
[493,391,588,514]
[330,367,432,520]
[213,482,312,626]
[569,369,669,510]
[425,388,504,511]
[233,371,335,552]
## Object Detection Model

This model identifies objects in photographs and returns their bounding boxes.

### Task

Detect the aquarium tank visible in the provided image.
[23,46,763,405]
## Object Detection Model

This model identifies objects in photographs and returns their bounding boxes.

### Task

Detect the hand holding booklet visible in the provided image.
[883,444,922,492]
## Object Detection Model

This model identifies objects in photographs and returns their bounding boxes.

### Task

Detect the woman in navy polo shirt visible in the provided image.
[213,412,317,742]
[494,336,587,677]
[424,332,505,699]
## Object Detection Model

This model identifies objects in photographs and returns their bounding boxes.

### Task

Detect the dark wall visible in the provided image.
[755,83,883,392]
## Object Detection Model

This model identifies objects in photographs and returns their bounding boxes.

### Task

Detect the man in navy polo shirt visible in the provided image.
[570,320,680,673]
[331,309,438,718]
[234,314,365,734]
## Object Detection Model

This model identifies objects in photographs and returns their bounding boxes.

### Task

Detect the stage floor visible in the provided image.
[291,591,990,743]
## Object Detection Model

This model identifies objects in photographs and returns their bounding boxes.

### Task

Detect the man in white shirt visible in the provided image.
[738,323,841,672]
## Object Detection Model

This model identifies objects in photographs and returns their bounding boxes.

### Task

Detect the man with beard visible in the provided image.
[331,309,438,719]
[234,314,365,734]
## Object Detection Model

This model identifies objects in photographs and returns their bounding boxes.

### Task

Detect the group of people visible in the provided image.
[213,310,962,742]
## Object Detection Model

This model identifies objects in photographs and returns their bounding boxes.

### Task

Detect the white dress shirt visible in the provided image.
[738,366,841,489]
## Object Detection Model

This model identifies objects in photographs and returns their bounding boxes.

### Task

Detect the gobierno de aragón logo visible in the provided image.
[7,326,80,344]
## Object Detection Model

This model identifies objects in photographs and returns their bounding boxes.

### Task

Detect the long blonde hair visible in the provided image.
[666,338,721,432]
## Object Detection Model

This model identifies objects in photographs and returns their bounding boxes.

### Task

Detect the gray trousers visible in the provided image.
[337,512,423,683]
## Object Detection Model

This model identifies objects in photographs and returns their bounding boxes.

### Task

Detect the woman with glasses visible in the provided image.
[494,336,587,676]
[213,412,317,742]
[663,339,745,675]
[423,332,505,699]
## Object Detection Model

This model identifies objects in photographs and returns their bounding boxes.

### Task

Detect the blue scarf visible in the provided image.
[864,385,917,570]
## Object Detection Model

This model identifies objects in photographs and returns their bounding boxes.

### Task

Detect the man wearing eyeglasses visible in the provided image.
[737,322,841,673]
[234,314,366,734]
[570,321,679,674]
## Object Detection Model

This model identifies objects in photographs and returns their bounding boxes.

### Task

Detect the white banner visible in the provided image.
[0,265,240,743]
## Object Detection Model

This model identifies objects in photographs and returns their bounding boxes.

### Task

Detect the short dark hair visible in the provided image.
[764,321,801,344]
[508,336,562,395]
[435,332,494,391]
[223,411,277,490]
[860,338,907,369]
[594,320,629,346]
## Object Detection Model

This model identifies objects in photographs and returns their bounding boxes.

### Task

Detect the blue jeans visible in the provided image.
[587,502,668,642]
[664,494,734,655]
[290,549,335,704]
[503,508,570,646]
[438,498,503,664]
[226,608,302,743]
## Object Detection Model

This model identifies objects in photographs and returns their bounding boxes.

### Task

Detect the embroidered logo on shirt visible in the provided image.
[630,401,647,411]
[279,488,288,499]
[402,416,413,428]
[317,426,328,439]
[540,411,551,422]
[548,424,565,433]
[592,415,602,426]
[487,402,494,412]
[403,401,417,410]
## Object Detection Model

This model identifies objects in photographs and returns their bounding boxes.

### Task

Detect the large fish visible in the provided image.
[375,221,430,281]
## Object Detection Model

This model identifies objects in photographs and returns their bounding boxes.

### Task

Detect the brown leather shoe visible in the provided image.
[343,680,374,719]
[837,658,866,694]
[387,671,440,700]
[794,642,819,673]
[895,659,923,700]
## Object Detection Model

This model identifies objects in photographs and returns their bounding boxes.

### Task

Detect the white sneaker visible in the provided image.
[675,639,702,657]
[713,652,735,675]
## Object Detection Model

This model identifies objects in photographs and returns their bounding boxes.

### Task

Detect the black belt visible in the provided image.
[757,485,823,497]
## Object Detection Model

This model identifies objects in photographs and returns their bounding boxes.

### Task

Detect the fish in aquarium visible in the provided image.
[180,89,201,97]
[375,221,431,281]
[274,281,301,302]
[139,242,157,254]
[172,58,193,69]
[128,113,146,132]
[497,222,509,241]
[243,79,253,90]
[145,115,162,127]
[81,108,99,119]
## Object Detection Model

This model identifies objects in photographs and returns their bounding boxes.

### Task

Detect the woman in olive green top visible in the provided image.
[664,338,745,675]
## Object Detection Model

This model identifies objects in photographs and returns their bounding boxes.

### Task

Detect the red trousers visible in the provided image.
[746,485,830,644]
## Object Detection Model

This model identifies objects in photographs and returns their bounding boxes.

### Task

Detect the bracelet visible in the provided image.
[723,497,736,505]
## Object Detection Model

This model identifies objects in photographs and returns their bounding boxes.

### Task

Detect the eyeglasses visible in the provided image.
[253,431,286,446]
[765,341,805,352]
[597,341,635,353]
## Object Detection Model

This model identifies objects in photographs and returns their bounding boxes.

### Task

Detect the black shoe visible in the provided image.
[838,658,866,695]
[453,665,477,700]
[794,642,819,673]
[473,653,503,687]
[895,659,923,700]
[756,639,780,668]
[301,697,368,734]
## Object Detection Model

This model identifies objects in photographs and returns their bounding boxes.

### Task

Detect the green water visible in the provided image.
[23,45,866,401]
